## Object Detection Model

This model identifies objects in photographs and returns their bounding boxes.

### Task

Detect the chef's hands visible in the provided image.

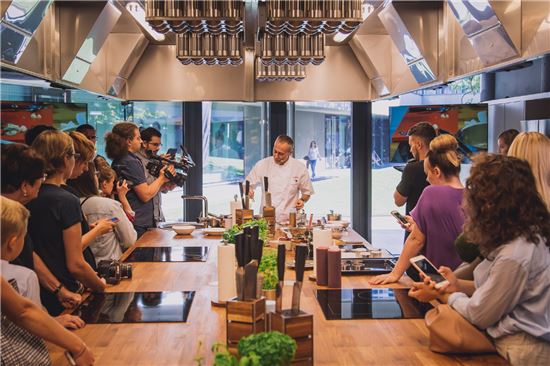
[295,198,305,209]
[248,190,255,200]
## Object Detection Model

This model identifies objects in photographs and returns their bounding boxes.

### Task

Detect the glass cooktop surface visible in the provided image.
[124,246,208,262]
[316,288,432,320]
[72,291,195,323]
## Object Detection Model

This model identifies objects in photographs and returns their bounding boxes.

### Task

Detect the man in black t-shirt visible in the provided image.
[394,122,436,230]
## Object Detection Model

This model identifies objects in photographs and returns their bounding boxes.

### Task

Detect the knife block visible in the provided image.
[269,310,313,365]
[235,209,254,226]
[262,206,276,237]
[226,297,266,355]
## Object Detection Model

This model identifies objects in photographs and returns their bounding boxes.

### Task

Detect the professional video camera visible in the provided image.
[145,145,195,187]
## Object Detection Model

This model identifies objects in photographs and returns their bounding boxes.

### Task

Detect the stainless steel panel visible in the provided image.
[469,25,518,66]
[63,57,91,85]
[408,59,437,84]
[0,23,30,63]
[447,0,499,36]
[3,0,52,34]
[60,1,122,85]
[75,2,122,64]
[378,3,422,63]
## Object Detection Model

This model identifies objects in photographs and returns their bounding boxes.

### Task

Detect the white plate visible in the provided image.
[202,228,226,236]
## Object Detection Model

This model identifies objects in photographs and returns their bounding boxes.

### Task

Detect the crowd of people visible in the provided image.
[373,125,550,365]
[1,122,175,365]
[1,119,549,365]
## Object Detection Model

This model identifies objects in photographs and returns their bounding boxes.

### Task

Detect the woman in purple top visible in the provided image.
[371,134,464,285]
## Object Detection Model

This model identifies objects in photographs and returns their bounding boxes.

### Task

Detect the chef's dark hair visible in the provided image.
[275,135,294,148]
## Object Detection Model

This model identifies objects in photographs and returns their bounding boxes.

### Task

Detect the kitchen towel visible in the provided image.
[217,244,237,302]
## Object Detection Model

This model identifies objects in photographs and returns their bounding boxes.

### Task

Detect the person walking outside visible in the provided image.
[307,140,321,179]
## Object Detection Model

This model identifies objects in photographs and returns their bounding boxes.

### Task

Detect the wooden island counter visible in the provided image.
[49,229,507,365]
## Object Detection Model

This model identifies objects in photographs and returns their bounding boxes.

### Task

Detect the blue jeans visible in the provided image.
[310,159,317,177]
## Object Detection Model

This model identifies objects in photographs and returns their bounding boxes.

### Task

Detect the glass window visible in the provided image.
[203,102,265,215]
[293,102,352,220]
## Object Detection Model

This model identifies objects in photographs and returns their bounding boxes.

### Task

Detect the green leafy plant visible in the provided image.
[238,332,296,366]
[258,249,278,290]
[223,219,269,244]
[211,343,261,366]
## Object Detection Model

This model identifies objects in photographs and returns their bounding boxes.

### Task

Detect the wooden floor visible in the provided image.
[49,229,507,365]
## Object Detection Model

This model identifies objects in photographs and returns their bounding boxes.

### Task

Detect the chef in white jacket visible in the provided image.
[246,135,314,222]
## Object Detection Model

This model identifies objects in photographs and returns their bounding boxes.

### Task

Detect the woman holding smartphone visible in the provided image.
[371,134,464,285]
[409,154,550,365]
[68,162,137,264]
[29,131,105,315]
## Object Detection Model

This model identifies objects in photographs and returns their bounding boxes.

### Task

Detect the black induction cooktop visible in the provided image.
[72,291,195,324]
[123,246,208,262]
[316,288,432,320]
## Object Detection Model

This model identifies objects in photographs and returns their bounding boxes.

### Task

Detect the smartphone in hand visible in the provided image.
[166,148,177,159]
[390,210,409,226]
[410,255,449,289]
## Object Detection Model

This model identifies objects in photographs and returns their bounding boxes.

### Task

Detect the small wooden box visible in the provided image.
[235,209,254,225]
[269,310,314,365]
[226,297,266,354]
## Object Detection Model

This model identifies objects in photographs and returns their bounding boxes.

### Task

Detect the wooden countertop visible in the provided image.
[49,229,506,365]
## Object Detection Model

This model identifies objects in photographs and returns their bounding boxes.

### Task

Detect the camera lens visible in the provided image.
[121,263,133,279]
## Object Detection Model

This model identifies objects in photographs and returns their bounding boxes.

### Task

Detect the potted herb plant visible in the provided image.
[258,249,277,300]
[209,332,296,366]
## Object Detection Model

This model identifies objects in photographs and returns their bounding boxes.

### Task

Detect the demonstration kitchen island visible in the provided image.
[48,229,506,365]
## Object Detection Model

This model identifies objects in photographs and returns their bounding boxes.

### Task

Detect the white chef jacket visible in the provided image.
[246,156,314,222]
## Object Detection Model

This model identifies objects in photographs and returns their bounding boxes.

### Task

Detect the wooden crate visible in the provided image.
[235,209,254,225]
[226,297,266,354]
[269,310,314,365]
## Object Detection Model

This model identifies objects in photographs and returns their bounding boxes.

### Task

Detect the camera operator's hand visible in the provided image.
[57,286,82,309]
[90,219,116,236]
[159,165,176,184]
[116,179,130,198]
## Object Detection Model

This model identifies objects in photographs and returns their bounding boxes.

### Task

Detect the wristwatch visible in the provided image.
[53,283,63,295]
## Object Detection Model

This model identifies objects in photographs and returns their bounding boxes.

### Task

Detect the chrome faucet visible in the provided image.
[181,195,209,227]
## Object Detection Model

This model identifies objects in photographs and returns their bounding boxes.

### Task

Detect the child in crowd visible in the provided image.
[1,196,84,329]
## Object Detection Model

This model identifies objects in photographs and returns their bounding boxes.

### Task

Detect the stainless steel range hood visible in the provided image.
[1,0,549,101]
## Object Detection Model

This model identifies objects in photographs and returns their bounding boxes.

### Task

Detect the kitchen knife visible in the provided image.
[235,233,245,300]
[264,176,272,207]
[243,226,257,300]
[245,180,250,209]
[275,243,286,313]
[291,244,308,314]
[238,182,246,211]
[263,176,269,192]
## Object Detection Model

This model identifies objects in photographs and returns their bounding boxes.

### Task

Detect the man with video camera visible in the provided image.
[136,127,177,226]
[106,123,175,239]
